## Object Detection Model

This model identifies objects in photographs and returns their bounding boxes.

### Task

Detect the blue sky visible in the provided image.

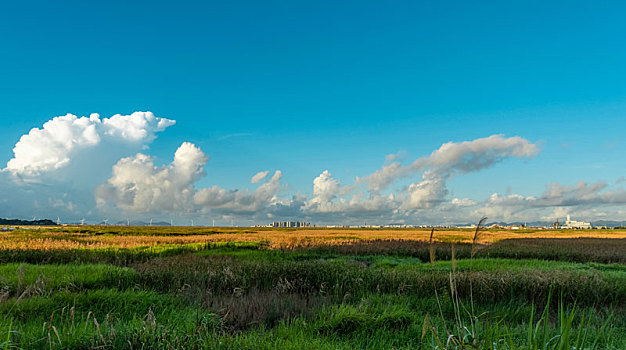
[1,1,625,225]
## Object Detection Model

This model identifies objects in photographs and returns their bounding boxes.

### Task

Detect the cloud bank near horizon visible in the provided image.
[2,112,625,224]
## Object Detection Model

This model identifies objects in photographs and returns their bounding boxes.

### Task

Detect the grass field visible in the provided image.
[0,226,625,349]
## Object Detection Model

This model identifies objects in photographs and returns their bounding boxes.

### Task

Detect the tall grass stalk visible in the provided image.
[468,217,487,342]
[428,229,449,337]
[428,217,488,348]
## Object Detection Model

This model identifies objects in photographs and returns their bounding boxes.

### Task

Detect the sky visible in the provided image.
[1,0,625,225]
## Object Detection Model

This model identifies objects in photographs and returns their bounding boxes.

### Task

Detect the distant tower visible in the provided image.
[553,218,560,229]
[56,217,61,225]
[567,215,571,222]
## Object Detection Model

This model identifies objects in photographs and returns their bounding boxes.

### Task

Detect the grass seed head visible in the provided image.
[451,244,456,273]
[429,229,436,267]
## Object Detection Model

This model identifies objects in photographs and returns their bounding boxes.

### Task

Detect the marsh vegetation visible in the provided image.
[0,226,624,349]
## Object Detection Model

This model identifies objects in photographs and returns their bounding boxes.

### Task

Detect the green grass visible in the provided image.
[4,290,619,349]
[0,263,137,296]
[0,231,625,348]
[0,289,220,349]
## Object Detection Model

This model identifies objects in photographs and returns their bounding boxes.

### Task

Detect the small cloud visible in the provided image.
[251,170,270,184]
[384,150,408,164]
[217,133,252,141]
[451,198,478,207]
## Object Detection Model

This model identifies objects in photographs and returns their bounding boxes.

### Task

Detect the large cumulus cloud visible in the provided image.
[4,112,175,176]
[96,142,288,217]
[0,111,176,222]
[96,142,207,213]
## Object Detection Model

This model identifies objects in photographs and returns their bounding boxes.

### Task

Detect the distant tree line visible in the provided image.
[0,218,57,226]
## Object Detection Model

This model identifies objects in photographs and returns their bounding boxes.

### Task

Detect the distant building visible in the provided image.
[269,221,312,228]
[561,215,591,229]
[457,224,477,229]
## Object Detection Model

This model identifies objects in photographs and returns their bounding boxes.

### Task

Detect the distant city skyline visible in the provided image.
[1,1,626,225]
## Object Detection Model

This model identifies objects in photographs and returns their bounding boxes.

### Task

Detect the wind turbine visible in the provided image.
[80,218,86,226]
[212,219,215,227]
[190,219,194,227]
[103,219,109,226]
[127,218,130,226]
[149,218,153,226]
[56,217,61,225]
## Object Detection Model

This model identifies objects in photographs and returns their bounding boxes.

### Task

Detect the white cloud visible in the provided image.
[402,171,448,209]
[251,170,270,183]
[311,170,343,203]
[92,136,289,217]
[102,112,175,141]
[384,150,408,164]
[427,135,538,171]
[539,181,626,206]
[313,135,539,215]
[4,112,175,176]
[96,142,207,213]
[386,135,538,210]
[451,198,478,207]
[356,161,424,194]
[359,134,539,194]
[464,180,626,222]
[194,170,285,212]
[477,181,626,211]
[302,170,361,213]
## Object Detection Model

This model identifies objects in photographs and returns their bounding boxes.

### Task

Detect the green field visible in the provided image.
[0,227,624,349]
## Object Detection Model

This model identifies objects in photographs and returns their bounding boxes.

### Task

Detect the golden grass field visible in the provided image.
[2,226,626,250]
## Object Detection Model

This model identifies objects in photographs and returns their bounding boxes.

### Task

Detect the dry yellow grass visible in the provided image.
[1,227,625,251]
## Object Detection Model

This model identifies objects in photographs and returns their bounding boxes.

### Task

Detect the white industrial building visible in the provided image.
[561,215,592,229]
